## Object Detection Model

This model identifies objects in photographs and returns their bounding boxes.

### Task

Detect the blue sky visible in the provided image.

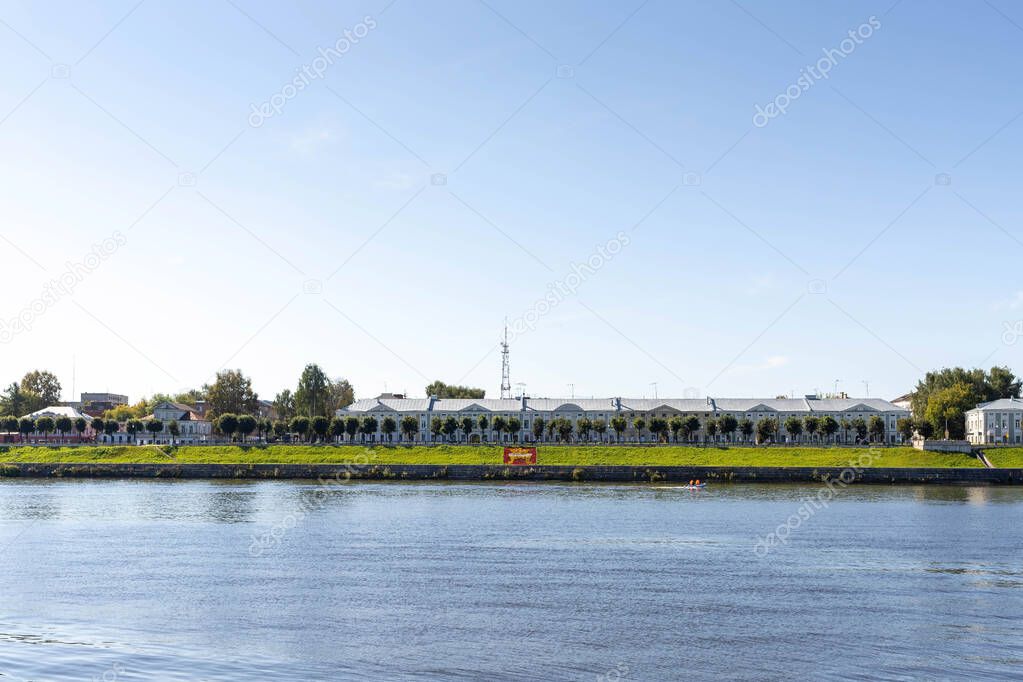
[1,0,1021,404]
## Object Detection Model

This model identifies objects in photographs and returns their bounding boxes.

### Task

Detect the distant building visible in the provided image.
[338,395,910,444]
[966,398,1023,445]
[890,393,913,412]
[79,392,129,417]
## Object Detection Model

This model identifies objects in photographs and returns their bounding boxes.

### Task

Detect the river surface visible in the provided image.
[0,480,1020,681]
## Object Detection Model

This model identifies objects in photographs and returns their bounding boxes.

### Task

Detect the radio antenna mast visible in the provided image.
[500,320,512,399]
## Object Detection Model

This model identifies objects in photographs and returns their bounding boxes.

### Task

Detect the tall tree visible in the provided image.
[204,370,259,418]
[430,417,443,441]
[491,416,507,441]
[34,416,54,440]
[146,418,163,442]
[20,370,62,411]
[610,416,627,443]
[868,415,886,443]
[803,416,820,444]
[593,419,608,443]
[0,383,28,416]
[910,366,1019,419]
[705,418,719,443]
[924,383,974,439]
[344,416,360,443]
[477,415,489,442]
[669,416,684,443]
[649,417,668,443]
[326,378,355,412]
[74,417,88,441]
[167,420,180,445]
[577,417,593,442]
[272,389,296,420]
[424,381,485,399]
[294,364,331,416]
[329,417,345,443]
[851,417,868,442]
[290,416,311,442]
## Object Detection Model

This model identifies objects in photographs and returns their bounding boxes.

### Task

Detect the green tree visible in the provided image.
[103,420,119,438]
[310,415,329,442]
[238,414,258,442]
[611,416,627,442]
[430,417,443,441]
[441,416,458,442]
[290,416,311,442]
[328,417,345,443]
[36,416,55,441]
[756,417,778,444]
[705,418,719,443]
[90,417,104,435]
[359,416,378,443]
[167,420,180,445]
[0,384,28,417]
[145,418,163,442]
[532,417,546,442]
[839,418,852,445]
[916,420,935,439]
[545,418,557,442]
[577,417,593,442]
[204,370,259,418]
[868,415,886,443]
[900,417,916,443]
[632,417,646,442]
[424,381,485,399]
[272,389,296,420]
[477,415,489,442]
[217,414,239,441]
[784,416,803,443]
[460,416,475,443]
[272,420,288,440]
[380,416,396,442]
[295,364,331,416]
[924,382,974,439]
[649,417,669,443]
[719,415,738,443]
[556,418,573,443]
[803,416,820,444]
[507,417,522,442]
[739,418,754,444]
[344,416,360,443]
[400,415,418,442]
[19,370,61,412]
[851,417,868,443]
[683,416,701,443]
[820,416,839,444]
[55,416,73,443]
[492,416,507,441]
[2,415,19,437]
[326,378,356,412]
[593,418,607,443]
[668,416,684,442]
[18,417,35,441]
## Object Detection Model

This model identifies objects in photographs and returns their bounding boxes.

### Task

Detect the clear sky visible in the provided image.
[1,0,1021,404]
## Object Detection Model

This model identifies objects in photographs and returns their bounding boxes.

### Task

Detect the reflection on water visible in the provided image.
[0,480,1021,681]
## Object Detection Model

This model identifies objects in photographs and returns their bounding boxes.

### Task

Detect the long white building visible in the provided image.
[338,395,909,444]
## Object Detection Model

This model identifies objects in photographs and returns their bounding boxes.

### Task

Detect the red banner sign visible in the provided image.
[503,446,537,465]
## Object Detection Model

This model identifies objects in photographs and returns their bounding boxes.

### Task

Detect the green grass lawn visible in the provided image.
[0,444,985,467]
[980,448,1023,468]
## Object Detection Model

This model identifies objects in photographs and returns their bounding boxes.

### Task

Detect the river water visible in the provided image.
[0,480,1019,680]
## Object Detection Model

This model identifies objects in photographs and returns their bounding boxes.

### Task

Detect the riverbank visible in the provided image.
[0,444,989,467]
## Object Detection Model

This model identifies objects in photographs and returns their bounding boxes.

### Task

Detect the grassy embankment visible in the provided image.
[0,444,986,467]
[981,448,1023,468]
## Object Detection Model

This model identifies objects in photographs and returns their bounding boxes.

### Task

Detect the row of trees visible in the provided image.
[1,415,185,444]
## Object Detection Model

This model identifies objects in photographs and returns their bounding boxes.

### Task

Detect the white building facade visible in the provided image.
[966,398,1023,445]
[338,395,909,444]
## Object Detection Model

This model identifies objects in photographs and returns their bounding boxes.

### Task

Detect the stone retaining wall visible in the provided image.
[1,463,1021,484]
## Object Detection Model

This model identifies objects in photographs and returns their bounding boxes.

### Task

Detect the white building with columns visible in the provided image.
[966,398,1023,445]
[337,394,909,444]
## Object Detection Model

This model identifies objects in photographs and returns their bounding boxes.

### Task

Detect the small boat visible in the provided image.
[652,483,706,489]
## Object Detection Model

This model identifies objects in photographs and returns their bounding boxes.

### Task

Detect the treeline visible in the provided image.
[909,366,1019,439]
